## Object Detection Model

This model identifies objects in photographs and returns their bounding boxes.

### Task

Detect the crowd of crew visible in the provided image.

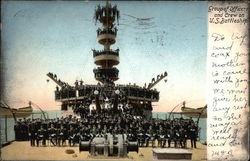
[14,109,198,149]
[54,81,159,103]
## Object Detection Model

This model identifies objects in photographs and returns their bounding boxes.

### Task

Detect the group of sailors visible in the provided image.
[96,27,117,36]
[14,110,198,149]
[92,49,120,57]
[73,105,136,119]
[55,82,159,105]
[94,4,120,23]
[147,71,168,88]
[47,72,70,89]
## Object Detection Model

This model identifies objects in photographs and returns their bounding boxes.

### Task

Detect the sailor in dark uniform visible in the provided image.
[32,120,38,146]
[174,128,181,148]
[19,118,26,141]
[154,125,160,148]
[37,126,46,146]
[148,125,157,147]
[48,124,57,146]
[167,127,175,148]
[57,125,67,146]
[96,124,104,137]
[36,125,41,147]
[108,125,113,134]
[81,125,92,142]
[14,120,22,141]
[144,127,151,147]
[179,127,188,148]
[63,125,68,145]
[74,124,81,144]
[43,121,49,145]
[91,125,98,137]
[126,126,136,142]
[126,123,137,142]
[157,126,165,148]
[164,128,170,147]
[189,123,198,148]
[82,131,92,142]
[21,120,29,141]
[112,125,119,136]
[137,126,144,147]
[28,122,36,146]
[68,125,76,146]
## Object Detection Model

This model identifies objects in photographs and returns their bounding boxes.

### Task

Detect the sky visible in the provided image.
[2,1,207,112]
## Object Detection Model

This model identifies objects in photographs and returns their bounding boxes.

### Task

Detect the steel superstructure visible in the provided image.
[47,2,167,119]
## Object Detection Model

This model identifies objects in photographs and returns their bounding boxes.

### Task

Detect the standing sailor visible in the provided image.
[189,123,198,148]
[28,121,36,146]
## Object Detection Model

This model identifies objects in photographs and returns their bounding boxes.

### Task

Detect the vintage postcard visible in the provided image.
[0,1,248,160]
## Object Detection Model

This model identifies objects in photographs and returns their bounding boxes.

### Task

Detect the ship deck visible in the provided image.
[1,141,206,160]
